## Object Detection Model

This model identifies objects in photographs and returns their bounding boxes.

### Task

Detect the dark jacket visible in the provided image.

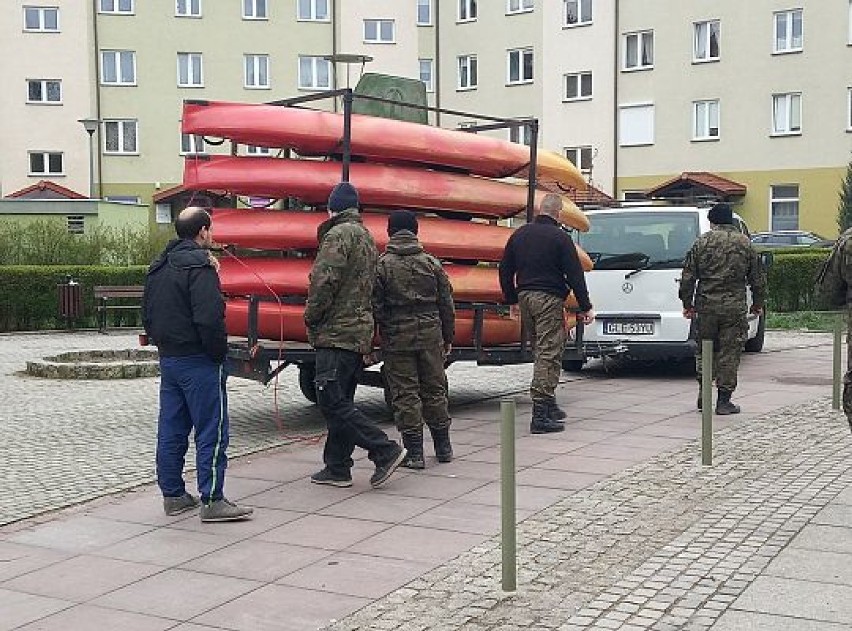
[498,215,592,311]
[143,239,227,363]
[373,230,455,351]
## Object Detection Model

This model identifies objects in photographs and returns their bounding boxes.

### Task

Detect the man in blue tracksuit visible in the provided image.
[143,207,252,522]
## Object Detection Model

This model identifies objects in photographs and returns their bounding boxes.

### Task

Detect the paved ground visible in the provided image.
[1,330,849,630]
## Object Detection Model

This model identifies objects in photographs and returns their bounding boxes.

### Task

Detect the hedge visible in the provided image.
[765,250,833,312]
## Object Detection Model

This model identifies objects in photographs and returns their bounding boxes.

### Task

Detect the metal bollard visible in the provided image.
[500,397,517,592]
[833,314,843,411]
[701,339,713,466]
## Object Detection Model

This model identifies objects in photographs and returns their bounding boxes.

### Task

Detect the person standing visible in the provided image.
[143,207,253,522]
[679,202,766,415]
[499,194,594,434]
[374,210,455,469]
[306,182,407,488]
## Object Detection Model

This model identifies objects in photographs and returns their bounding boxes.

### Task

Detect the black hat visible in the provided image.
[328,182,359,213]
[707,202,733,225]
[387,210,418,236]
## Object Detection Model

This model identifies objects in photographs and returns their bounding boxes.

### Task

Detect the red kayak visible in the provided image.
[182,100,587,191]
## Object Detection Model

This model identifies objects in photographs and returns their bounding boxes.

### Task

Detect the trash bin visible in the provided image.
[57,276,82,328]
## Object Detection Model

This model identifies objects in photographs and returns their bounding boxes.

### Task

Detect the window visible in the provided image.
[848,87,852,130]
[458,55,478,89]
[26,79,61,104]
[246,145,271,155]
[99,0,133,14]
[507,48,534,85]
[67,216,85,234]
[23,7,59,32]
[564,72,592,101]
[770,184,799,230]
[564,0,591,26]
[29,151,63,175]
[507,0,534,14]
[298,0,328,21]
[624,31,654,70]
[100,50,136,85]
[458,0,477,22]
[694,20,720,61]
[364,19,395,43]
[774,9,803,53]
[243,0,267,19]
[155,203,172,224]
[619,103,655,146]
[177,52,203,87]
[103,120,138,154]
[176,0,201,17]
[565,146,593,174]
[693,99,720,140]
[417,0,432,25]
[244,54,269,88]
[772,92,801,135]
[298,56,331,89]
[181,133,205,155]
[419,59,434,92]
[509,124,532,146]
[104,196,140,204]
[849,0,852,44]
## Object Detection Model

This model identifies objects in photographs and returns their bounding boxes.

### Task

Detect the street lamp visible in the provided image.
[78,118,100,199]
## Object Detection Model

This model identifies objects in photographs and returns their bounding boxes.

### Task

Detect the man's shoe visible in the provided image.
[310,468,353,487]
[530,401,565,434]
[370,445,407,489]
[163,492,198,516]
[715,390,741,415]
[199,498,253,523]
[429,426,454,463]
[401,430,426,470]
[545,399,567,421]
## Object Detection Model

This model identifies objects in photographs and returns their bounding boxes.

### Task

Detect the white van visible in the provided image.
[563,205,765,371]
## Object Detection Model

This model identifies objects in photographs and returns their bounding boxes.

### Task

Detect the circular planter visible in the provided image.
[26,349,160,380]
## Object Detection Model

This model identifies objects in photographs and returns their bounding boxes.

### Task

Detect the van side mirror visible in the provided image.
[759,251,774,268]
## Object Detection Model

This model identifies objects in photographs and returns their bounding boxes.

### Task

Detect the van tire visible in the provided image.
[744,312,766,353]
[562,359,585,373]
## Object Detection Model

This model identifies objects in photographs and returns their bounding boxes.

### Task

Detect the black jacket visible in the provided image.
[498,215,592,311]
[142,239,227,363]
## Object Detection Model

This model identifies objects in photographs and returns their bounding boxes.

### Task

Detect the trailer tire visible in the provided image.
[562,359,585,373]
[298,364,318,403]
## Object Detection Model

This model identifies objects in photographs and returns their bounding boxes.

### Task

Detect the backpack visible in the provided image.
[816,230,852,307]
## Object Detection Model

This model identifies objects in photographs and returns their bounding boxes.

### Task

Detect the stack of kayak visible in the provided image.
[180,100,592,346]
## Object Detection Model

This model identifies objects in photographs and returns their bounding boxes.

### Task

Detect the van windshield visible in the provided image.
[575,211,700,270]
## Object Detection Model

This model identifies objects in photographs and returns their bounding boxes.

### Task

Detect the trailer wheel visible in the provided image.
[562,359,585,373]
[298,364,318,403]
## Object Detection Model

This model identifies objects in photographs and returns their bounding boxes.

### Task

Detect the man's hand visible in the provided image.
[577,309,594,325]
[509,305,520,319]
[683,307,696,319]
[749,304,763,316]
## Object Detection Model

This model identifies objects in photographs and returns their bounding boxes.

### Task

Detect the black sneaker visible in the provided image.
[310,467,353,488]
[199,498,253,523]
[370,445,407,489]
[163,492,199,516]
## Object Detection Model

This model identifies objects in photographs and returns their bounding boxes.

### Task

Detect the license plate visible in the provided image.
[603,321,654,335]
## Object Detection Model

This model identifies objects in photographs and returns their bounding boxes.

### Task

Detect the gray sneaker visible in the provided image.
[200,498,254,523]
[163,492,199,516]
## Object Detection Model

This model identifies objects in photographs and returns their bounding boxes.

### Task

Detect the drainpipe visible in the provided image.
[92,0,103,198]
[434,0,441,126]
[612,0,619,199]
[331,0,338,112]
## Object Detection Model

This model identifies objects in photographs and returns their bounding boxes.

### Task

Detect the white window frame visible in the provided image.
[417,0,432,26]
[246,145,272,156]
[564,71,592,101]
[180,133,205,155]
[773,9,803,54]
[297,0,328,22]
[507,47,534,85]
[506,0,534,15]
[564,0,592,27]
[693,20,720,62]
[100,50,136,86]
[458,0,477,23]
[99,0,133,14]
[618,103,655,147]
[244,54,270,89]
[693,99,720,140]
[23,6,60,32]
[565,146,593,174]
[419,59,434,93]
[176,0,201,18]
[623,30,654,71]
[848,0,852,44]
[28,151,64,176]
[103,119,139,155]
[771,92,802,135]
[298,55,331,90]
[848,87,852,131]
[177,52,204,87]
[769,184,800,231]
[242,0,267,20]
[364,19,395,44]
[457,54,478,90]
[509,124,533,146]
[26,79,62,104]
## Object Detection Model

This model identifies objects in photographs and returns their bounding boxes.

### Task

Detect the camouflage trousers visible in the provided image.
[843,312,852,425]
[383,345,450,434]
[695,312,747,393]
[519,290,566,403]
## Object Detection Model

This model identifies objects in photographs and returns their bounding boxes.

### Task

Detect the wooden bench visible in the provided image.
[93,285,144,333]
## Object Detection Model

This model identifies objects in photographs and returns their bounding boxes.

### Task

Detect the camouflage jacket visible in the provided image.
[679,224,766,315]
[304,209,378,353]
[817,227,852,307]
[373,230,455,351]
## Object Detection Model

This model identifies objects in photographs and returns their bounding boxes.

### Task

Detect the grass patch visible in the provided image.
[767,311,843,332]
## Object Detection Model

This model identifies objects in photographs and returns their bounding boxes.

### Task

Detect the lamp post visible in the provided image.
[78,118,100,199]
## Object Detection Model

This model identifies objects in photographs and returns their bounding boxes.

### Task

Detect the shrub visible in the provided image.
[766,250,832,312]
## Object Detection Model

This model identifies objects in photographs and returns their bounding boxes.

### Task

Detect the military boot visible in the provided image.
[400,429,425,469]
[545,397,567,421]
[429,426,453,463]
[715,390,741,415]
[530,401,565,434]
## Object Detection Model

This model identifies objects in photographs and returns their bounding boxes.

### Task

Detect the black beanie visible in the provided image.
[328,182,359,213]
[707,202,733,225]
[387,210,418,236]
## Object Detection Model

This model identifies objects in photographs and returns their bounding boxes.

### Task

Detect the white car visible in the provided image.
[563,205,766,371]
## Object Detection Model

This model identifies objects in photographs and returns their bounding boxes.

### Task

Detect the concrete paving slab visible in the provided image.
[179,539,333,582]
[318,492,442,523]
[535,453,637,475]
[166,506,304,538]
[763,548,852,585]
[246,478,361,512]
[514,467,605,490]
[456,482,568,512]
[93,526,239,567]
[405,499,534,535]
[13,603,175,631]
[373,471,489,500]
[731,576,852,625]
[0,588,71,631]
[0,542,69,583]
[348,525,485,564]
[810,503,852,528]
[8,516,152,554]
[256,514,392,551]
[788,524,852,554]
[711,610,850,631]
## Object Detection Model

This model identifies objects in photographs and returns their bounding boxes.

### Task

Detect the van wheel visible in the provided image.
[298,364,318,403]
[744,312,766,353]
[562,359,585,373]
